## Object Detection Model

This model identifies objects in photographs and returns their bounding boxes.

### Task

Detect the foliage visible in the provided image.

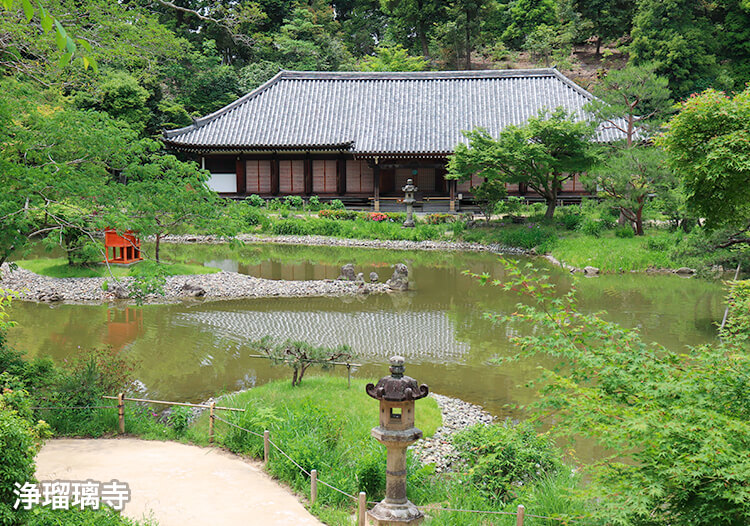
[13,258,218,279]
[576,216,603,237]
[585,146,671,235]
[501,0,558,49]
[245,194,266,208]
[478,259,750,524]
[448,108,596,219]
[24,507,151,525]
[723,280,750,344]
[613,225,635,238]
[425,213,456,225]
[629,0,726,97]
[659,87,750,238]
[452,420,563,503]
[168,406,192,436]
[203,377,441,510]
[0,386,51,526]
[127,261,168,305]
[472,179,507,223]
[329,199,345,210]
[356,44,428,71]
[259,337,355,386]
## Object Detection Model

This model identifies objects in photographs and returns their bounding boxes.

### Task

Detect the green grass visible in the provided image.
[549,231,689,272]
[191,376,441,524]
[15,258,220,278]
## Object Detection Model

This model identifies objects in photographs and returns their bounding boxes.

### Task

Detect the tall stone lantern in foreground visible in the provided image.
[366,356,429,525]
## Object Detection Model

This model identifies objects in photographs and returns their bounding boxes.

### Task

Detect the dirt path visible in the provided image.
[36,438,324,526]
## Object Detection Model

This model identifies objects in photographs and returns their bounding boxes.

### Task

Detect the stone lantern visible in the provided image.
[402,178,417,228]
[366,356,429,525]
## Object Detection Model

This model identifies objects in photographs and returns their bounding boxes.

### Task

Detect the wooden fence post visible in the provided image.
[264,430,270,465]
[516,504,525,526]
[208,402,216,444]
[310,469,317,505]
[358,491,366,526]
[117,392,124,434]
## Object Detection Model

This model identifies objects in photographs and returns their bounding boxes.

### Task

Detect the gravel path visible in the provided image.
[0,263,389,305]
[163,233,528,254]
[411,393,495,472]
[36,438,323,526]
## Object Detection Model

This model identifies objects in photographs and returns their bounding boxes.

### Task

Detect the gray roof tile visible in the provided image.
[164,69,626,153]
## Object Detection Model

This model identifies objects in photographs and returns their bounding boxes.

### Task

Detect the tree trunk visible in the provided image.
[545,199,556,219]
[418,21,429,57]
[465,10,471,70]
[634,206,644,236]
[595,36,602,57]
[291,368,298,387]
[155,234,161,263]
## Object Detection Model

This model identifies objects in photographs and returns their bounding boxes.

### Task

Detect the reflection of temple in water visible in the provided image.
[107,307,144,351]
[175,310,469,363]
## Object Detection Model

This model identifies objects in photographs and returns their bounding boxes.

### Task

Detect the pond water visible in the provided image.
[6,243,725,425]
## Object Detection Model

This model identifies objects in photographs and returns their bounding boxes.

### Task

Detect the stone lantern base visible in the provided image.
[368,500,423,526]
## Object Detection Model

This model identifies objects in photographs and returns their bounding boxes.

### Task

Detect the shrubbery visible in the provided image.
[453,421,563,503]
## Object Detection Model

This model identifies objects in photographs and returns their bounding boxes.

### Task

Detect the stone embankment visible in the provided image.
[0,263,390,305]
[411,393,495,472]
[162,233,528,254]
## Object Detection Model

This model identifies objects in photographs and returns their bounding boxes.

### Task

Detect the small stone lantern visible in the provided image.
[402,178,417,228]
[366,356,428,525]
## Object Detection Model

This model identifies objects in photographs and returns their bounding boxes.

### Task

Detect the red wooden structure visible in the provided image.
[104,228,142,264]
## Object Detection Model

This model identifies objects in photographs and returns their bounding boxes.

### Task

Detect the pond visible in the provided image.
[6,243,724,421]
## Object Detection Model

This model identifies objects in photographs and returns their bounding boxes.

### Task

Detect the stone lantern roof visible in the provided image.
[366,356,429,402]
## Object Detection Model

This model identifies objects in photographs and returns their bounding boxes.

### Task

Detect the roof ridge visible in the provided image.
[277,68,559,80]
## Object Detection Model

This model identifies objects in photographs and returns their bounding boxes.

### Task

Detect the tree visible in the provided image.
[114,154,236,262]
[355,44,428,71]
[472,179,507,223]
[501,0,558,50]
[262,338,354,386]
[583,64,673,235]
[586,63,672,147]
[659,87,750,246]
[586,146,670,235]
[448,109,595,219]
[629,0,723,97]
[380,0,443,57]
[0,79,142,267]
[573,0,635,56]
[474,259,750,525]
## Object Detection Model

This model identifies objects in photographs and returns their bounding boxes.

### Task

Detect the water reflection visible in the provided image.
[6,244,724,420]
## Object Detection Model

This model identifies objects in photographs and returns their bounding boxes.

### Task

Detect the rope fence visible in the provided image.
[35,394,578,524]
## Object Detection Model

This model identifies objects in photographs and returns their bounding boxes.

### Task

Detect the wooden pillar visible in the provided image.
[263,430,270,464]
[358,492,366,526]
[235,155,246,196]
[373,164,380,211]
[304,155,313,195]
[271,156,280,196]
[336,155,347,196]
[449,179,456,212]
[117,392,124,434]
[208,401,216,444]
[310,469,318,505]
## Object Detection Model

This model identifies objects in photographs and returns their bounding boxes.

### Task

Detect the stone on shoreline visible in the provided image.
[386,264,409,291]
[338,263,356,281]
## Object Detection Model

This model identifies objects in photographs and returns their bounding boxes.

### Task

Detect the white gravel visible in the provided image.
[411,393,495,472]
[0,263,390,305]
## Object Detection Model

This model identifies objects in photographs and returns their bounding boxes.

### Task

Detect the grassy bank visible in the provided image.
[14,258,220,278]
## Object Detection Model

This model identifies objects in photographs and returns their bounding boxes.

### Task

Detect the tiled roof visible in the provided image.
[164,69,626,154]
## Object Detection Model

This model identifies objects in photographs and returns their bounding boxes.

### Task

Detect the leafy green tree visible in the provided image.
[501,0,558,50]
[75,71,151,135]
[472,179,507,223]
[448,109,595,219]
[586,63,671,146]
[380,0,443,57]
[114,154,236,262]
[355,44,428,71]
[586,146,670,235]
[273,2,351,70]
[573,0,635,56]
[629,0,724,97]
[475,259,750,525]
[261,338,354,386]
[583,64,673,235]
[524,23,572,68]
[659,87,750,246]
[332,0,386,56]
[0,80,141,266]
